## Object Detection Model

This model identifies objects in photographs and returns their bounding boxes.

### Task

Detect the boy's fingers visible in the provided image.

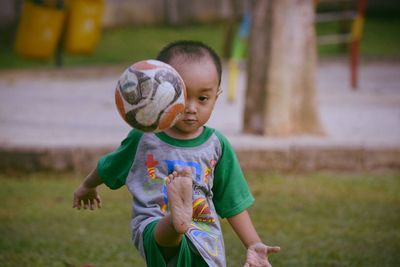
[83,199,89,209]
[89,199,95,210]
[267,246,281,254]
[73,197,81,209]
[73,194,101,210]
[181,167,192,176]
[95,196,102,208]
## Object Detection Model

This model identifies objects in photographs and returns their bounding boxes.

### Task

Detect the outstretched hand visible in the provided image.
[244,242,280,267]
[73,184,102,210]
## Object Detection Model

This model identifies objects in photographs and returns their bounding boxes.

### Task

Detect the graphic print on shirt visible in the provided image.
[144,154,217,223]
[192,197,215,223]
[144,153,167,212]
[164,159,203,182]
[189,221,221,257]
[163,159,217,224]
[145,154,158,179]
[203,166,211,184]
[203,159,216,184]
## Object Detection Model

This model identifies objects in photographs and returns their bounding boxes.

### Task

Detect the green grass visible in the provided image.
[0,8,399,70]
[0,23,225,70]
[0,172,399,267]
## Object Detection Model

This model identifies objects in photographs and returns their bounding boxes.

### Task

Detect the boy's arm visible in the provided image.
[73,167,103,210]
[227,210,280,267]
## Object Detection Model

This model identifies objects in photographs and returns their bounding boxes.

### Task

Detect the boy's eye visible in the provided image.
[198,96,209,102]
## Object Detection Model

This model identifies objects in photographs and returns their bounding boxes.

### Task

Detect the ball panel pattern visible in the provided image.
[115,89,126,121]
[115,59,186,132]
[132,60,159,70]
[158,103,185,130]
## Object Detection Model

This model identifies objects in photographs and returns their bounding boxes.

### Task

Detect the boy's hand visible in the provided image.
[244,242,280,267]
[73,184,102,210]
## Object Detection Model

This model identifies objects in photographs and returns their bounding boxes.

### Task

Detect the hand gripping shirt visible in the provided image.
[97,126,254,267]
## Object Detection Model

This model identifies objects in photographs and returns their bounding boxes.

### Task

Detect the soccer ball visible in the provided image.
[115,59,186,132]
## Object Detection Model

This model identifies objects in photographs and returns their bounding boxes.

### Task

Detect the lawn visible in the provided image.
[0,23,224,70]
[0,172,399,267]
[0,7,399,70]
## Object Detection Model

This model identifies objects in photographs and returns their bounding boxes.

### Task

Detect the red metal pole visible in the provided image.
[350,0,367,90]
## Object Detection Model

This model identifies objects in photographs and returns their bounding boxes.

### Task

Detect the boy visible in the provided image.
[73,40,280,266]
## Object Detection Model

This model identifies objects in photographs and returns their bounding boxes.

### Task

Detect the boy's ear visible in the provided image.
[216,88,223,98]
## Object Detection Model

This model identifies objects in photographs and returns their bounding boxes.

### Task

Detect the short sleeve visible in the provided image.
[212,131,254,218]
[97,129,143,189]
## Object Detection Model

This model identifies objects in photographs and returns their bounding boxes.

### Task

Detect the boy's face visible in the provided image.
[165,56,220,139]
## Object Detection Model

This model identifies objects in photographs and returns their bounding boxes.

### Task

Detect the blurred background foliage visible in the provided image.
[0,1,399,70]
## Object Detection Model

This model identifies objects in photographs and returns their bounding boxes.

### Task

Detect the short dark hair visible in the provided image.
[156,40,222,85]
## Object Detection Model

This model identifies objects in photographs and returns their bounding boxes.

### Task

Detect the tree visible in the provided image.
[243,0,323,136]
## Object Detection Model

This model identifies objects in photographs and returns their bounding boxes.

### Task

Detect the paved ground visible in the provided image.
[0,58,399,172]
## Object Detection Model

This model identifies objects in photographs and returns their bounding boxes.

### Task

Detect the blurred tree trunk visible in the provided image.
[243,0,323,136]
[222,0,240,59]
[165,0,182,25]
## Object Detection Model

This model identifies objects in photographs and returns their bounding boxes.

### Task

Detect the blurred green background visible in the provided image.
[0,3,399,70]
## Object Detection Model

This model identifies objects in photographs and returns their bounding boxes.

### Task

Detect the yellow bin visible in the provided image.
[64,0,104,54]
[15,1,65,59]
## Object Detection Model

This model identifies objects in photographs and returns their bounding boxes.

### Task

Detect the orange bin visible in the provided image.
[64,0,104,54]
[15,1,65,59]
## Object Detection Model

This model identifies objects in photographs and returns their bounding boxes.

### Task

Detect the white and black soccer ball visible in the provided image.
[115,59,186,132]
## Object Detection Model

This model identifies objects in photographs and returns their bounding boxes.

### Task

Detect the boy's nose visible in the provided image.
[185,101,197,114]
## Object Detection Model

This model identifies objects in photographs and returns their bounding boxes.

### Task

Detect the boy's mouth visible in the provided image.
[182,117,197,124]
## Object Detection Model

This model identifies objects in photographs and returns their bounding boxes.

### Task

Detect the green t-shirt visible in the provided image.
[98,126,254,267]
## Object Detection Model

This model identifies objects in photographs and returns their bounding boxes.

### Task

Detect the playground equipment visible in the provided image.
[225,0,367,102]
[15,0,104,63]
[227,13,250,102]
[316,0,367,89]
[64,0,104,54]
[15,1,65,59]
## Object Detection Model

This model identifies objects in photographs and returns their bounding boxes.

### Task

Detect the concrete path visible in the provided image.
[0,58,399,172]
